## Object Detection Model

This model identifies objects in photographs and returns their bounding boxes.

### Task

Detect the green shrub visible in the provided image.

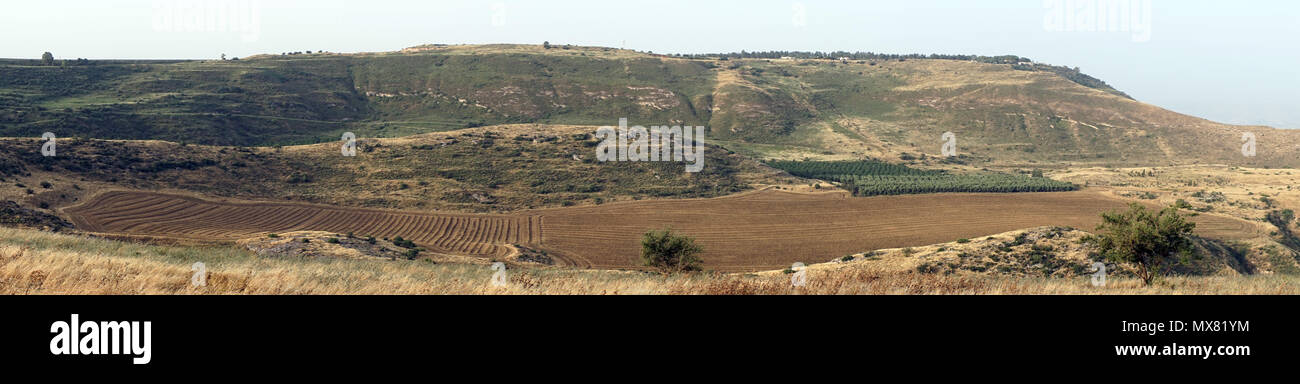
[766,160,1076,196]
[1087,203,1196,286]
[640,228,703,273]
[392,236,417,248]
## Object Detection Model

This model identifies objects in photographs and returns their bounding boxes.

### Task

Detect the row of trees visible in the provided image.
[35,53,102,66]
[674,50,1128,99]
[840,174,1078,196]
[767,160,1077,196]
[541,41,573,50]
[766,159,930,178]
[1017,63,1133,99]
[675,50,1030,64]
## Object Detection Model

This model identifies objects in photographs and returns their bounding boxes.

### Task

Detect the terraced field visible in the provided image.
[64,189,1261,272]
[66,191,541,260]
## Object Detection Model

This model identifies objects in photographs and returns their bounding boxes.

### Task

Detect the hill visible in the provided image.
[0,125,773,214]
[3,44,1298,168]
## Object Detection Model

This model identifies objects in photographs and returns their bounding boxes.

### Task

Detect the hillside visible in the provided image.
[6,44,1300,279]
[3,44,1297,168]
[0,125,774,214]
[3,226,1297,295]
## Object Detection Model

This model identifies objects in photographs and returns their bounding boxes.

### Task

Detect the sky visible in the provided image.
[2,0,1297,128]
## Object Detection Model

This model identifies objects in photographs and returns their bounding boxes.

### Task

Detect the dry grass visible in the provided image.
[3,227,1297,295]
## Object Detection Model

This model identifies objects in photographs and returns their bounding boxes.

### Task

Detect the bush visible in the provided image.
[640,229,703,273]
[1087,203,1196,286]
[392,236,417,249]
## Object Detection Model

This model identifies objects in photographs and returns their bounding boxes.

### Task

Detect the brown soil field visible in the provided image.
[64,189,1261,272]
[65,191,541,260]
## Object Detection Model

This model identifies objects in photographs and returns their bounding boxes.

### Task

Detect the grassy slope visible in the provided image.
[0,125,775,214]
[709,58,1300,169]
[4,44,1297,168]
[4,226,1298,295]
[0,45,717,146]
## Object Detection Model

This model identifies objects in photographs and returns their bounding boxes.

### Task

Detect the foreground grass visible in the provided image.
[2,227,1298,295]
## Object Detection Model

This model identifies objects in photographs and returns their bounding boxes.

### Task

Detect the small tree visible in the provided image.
[41,52,54,66]
[542,41,551,49]
[640,228,703,273]
[1088,203,1196,286]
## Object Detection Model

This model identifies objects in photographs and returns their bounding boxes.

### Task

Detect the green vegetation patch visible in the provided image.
[767,160,1077,196]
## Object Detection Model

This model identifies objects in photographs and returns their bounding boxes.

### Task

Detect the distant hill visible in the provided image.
[2,44,1297,167]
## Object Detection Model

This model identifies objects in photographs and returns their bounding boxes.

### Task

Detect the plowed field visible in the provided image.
[65,190,1260,271]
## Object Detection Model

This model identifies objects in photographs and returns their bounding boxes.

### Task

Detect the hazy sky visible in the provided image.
[3,0,1297,128]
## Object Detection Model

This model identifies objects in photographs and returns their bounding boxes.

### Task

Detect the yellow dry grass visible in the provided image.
[3,227,1297,295]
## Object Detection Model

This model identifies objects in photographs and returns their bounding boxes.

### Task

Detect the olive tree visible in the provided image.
[1088,203,1196,286]
[640,228,703,273]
